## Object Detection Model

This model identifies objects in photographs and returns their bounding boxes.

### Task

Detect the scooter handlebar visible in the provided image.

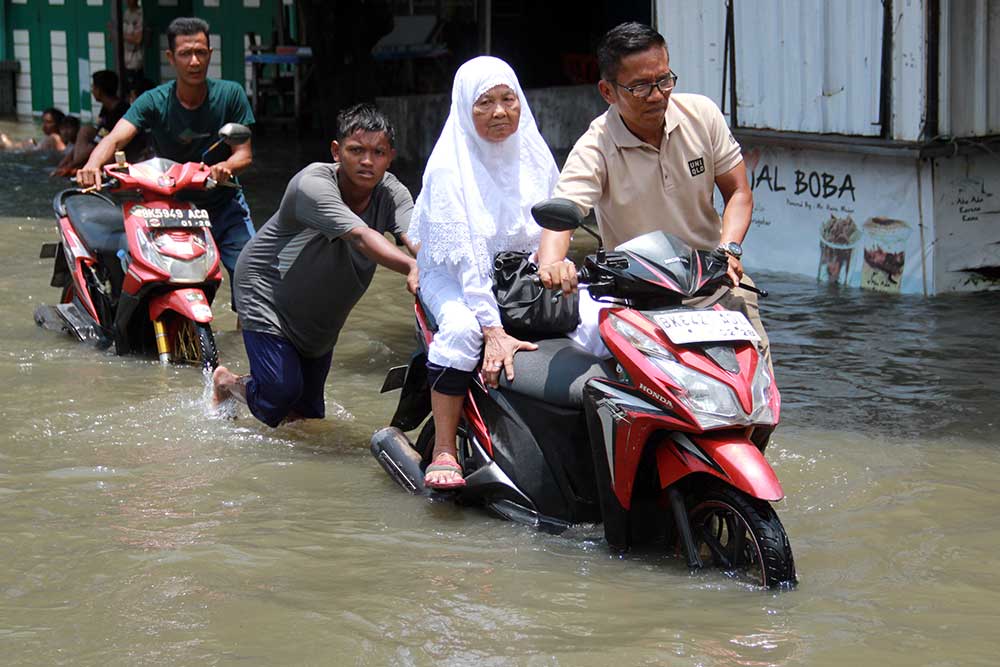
[70,175,120,192]
[529,265,592,286]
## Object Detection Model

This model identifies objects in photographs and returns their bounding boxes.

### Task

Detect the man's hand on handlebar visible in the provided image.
[538,260,578,295]
[726,255,744,288]
[208,163,233,184]
[75,164,103,189]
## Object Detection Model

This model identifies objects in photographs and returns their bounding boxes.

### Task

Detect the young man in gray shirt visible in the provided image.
[212,104,418,427]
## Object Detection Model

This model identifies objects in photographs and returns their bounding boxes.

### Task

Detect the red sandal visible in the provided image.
[424,456,466,490]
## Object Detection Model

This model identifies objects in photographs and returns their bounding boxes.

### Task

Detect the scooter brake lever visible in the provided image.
[737,282,769,298]
[529,273,568,303]
[204,177,240,190]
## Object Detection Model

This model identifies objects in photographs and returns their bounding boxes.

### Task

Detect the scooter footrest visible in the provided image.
[48,303,102,343]
[34,304,74,336]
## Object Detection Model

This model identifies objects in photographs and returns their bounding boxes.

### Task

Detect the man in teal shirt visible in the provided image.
[77,17,256,311]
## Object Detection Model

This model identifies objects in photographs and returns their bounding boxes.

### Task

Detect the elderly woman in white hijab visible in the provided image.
[409,56,559,489]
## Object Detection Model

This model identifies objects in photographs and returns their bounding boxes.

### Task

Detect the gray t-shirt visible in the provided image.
[234,162,413,357]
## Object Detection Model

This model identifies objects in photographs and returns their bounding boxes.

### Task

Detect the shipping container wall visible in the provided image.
[658,0,937,141]
[655,0,727,110]
[658,0,886,136]
[891,0,928,141]
[732,0,885,136]
[939,0,1000,137]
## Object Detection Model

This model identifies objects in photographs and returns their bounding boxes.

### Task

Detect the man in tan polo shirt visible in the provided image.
[538,21,769,365]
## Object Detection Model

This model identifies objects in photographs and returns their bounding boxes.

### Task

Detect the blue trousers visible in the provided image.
[206,190,255,312]
[242,329,332,428]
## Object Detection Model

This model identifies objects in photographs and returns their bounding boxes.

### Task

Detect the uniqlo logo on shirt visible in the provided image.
[688,157,705,177]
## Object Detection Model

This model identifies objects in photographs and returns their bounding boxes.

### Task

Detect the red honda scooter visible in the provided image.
[372,198,796,589]
[34,123,251,370]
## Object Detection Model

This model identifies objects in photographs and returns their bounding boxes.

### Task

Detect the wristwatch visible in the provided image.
[718,241,743,259]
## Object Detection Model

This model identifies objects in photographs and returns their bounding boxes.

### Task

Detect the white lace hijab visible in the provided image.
[410,56,559,278]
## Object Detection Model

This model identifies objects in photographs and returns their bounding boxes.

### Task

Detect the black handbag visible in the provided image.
[492,251,580,335]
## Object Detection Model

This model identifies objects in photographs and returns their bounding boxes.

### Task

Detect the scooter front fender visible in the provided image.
[148,288,214,323]
[656,432,784,501]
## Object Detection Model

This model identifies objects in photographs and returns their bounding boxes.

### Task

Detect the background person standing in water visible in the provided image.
[122,0,145,91]
[212,104,418,428]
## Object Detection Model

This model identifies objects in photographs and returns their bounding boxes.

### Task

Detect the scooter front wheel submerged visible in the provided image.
[687,483,797,589]
[169,318,218,371]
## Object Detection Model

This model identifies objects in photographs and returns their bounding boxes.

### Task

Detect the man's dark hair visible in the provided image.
[92,70,119,98]
[129,77,156,99]
[42,107,65,124]
[167,17,210,51]
[60,115,81,132]
[597,22,668,82]
[336,103,396,147]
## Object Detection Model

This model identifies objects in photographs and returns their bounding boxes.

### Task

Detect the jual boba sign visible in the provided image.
[733,146,926,294]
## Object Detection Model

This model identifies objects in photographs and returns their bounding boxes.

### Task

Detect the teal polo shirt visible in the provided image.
[124,78,255,208]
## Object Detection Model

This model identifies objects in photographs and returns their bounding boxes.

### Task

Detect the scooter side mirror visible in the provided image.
[218,123,252,146]
[531,198,584,232]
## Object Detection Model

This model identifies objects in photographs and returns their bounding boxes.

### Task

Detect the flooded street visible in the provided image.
[2,119,1000,666]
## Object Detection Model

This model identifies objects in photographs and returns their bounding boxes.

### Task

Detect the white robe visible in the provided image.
[410,56,559,370]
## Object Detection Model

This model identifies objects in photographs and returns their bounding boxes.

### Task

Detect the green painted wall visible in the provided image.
[3,0,283,116]
[1,2,8,60]
[5,0,120,115]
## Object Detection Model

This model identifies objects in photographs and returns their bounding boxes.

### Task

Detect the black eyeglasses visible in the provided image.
[613,72,679,99]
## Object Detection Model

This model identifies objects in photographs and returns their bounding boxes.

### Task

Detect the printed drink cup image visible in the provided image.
[860,217,912,293]
[817,214,860,284]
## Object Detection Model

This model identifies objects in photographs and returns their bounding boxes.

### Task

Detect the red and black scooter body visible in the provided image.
[374,220,796,587]
[36,158,223,368]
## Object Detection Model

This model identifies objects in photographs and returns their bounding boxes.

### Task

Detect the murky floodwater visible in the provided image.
[2,118,1000,666]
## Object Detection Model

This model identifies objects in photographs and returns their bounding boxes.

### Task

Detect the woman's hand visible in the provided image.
[406,264,419,295]
[481,326,538,388]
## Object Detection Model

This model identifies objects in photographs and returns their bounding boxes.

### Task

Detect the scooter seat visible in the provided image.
[499,337,610,408]
[64,193,126,255]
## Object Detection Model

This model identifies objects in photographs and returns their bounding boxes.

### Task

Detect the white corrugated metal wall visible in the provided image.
[657,0,957,142]
[656,1,727,109]
[939,0,1000,137]
[891,0,928,142]
[658,0,886,136]
[732,0,884,136]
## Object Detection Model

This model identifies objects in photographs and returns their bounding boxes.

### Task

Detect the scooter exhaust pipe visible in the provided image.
[370,427,430,496]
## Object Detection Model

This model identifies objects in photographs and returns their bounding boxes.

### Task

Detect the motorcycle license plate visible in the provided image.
[652,310,760,344]
[134,206,211,228]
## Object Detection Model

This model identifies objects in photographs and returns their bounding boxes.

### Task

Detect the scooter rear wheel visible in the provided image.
[687,483,796,589]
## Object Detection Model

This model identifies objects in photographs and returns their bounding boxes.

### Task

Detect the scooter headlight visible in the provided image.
[608,314,743,429]
[748,352,778,425]
[608,315,676,360]
[134,228,216,283]
[648,356,743,429]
